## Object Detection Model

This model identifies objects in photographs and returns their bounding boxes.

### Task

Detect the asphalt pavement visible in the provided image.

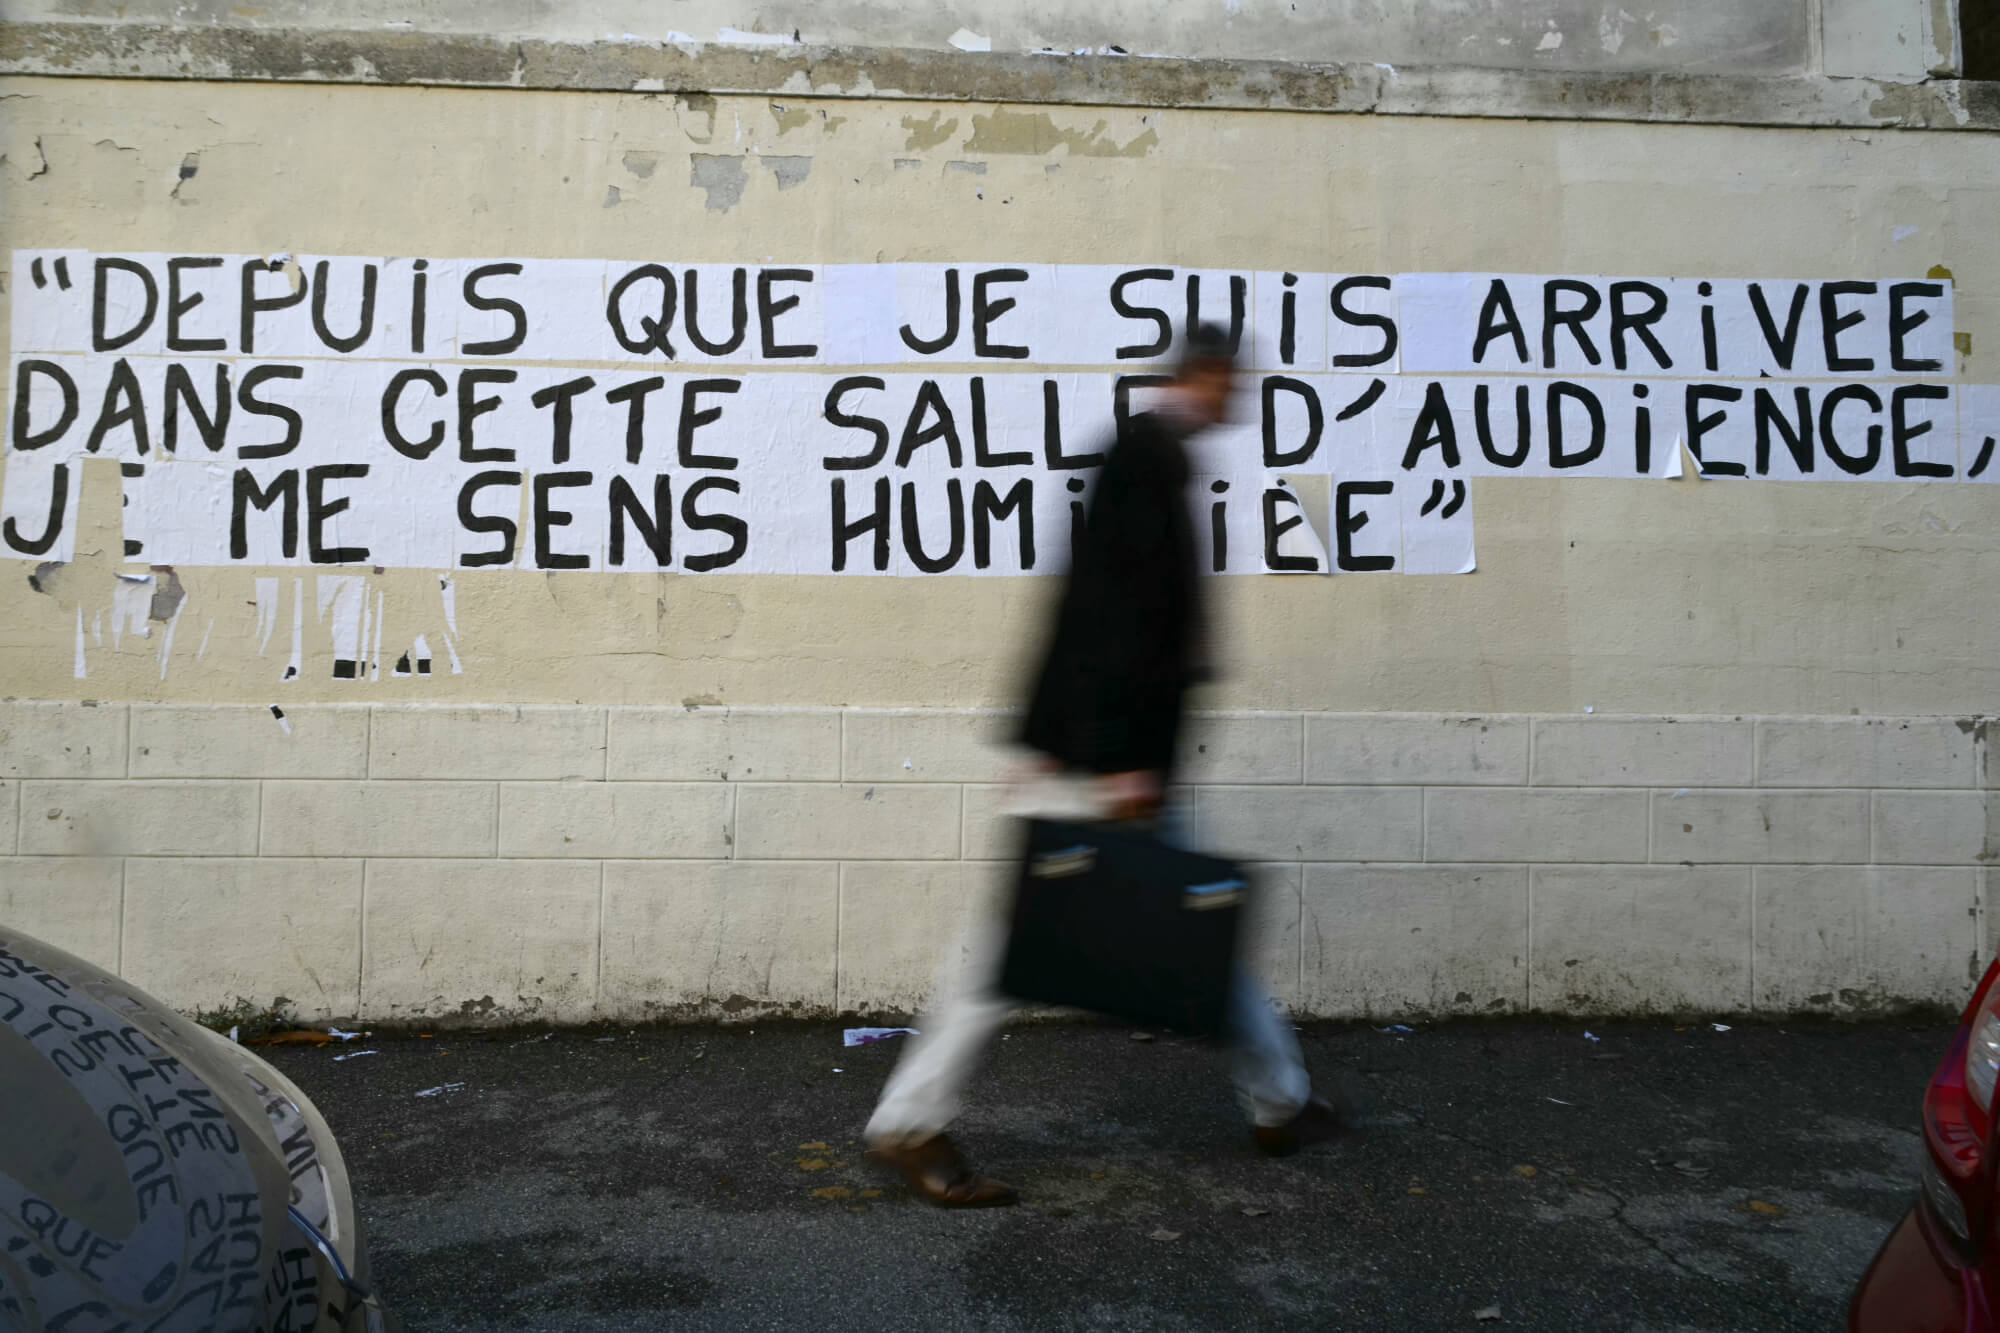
[266,1017,1949,1332]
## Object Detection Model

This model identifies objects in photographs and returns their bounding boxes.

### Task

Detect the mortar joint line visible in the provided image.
[1868,789,1878,866]
[1978,863,1989,974]
[594,859,606,1016]
[1294,860,1304,1002]
[1525,862,1535,1012]
[358,860,369,1024]
[1748,864,1758,1013]
[117,856,128,976]
[123,704,133,780]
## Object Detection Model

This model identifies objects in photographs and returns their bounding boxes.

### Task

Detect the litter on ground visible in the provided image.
[249,1030,337,1047]
[843,1027,920,1047]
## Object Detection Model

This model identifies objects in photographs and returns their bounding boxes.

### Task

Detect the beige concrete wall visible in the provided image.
[4,77,1999,716]
[3,73,1998,1021]
[0,702,1987,1022]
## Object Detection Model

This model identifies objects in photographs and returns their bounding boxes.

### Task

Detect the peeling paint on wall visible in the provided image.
[284,576,302,681]
[677,92,718,142]
[438,576,464,675]
[109,574,151,649]
[962,107,1158,157]
[689,152,748,210]
[170,150,199,200]
[761,154,812,189]
[316,575,363,678]
[900,110,958,151]
[253,576,279,653]
[147,567,184,623]
[768,100,813,134]
[153,592,182,680]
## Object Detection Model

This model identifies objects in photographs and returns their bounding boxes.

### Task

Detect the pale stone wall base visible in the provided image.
[1,703,1988,1023]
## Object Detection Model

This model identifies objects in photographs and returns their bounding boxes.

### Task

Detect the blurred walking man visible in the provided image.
[864,326,1351,1208]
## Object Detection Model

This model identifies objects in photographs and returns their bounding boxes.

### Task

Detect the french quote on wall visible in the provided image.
[7,251,1993,579]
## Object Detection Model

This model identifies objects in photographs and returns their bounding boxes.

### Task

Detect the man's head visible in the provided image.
[1171,323,1237,427]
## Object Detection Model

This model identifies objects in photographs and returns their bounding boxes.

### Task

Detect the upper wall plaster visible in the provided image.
[8,1,1819,77]
[3,78,1998,715]
[1,1,1992,133]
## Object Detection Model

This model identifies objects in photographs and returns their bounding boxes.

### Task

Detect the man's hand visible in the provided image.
[1006,755,1064,788]
[1098,769,1163,822]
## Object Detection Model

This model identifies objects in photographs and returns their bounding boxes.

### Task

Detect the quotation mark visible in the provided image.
[29,256,72,290]
[1419,478,1467,519]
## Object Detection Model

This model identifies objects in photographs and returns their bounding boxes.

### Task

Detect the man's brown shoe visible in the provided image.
[865,1133,1020,1207]
[1253,1090,1360,1158]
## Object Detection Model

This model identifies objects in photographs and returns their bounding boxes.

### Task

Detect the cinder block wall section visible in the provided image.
[1,702,1989,1025]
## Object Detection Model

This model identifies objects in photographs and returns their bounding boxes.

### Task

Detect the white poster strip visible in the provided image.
[3,251,1983,577]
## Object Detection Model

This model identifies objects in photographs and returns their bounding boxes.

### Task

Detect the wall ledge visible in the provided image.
[3,21,1997,132]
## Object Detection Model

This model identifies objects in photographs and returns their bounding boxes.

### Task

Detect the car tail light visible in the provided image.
[1970,999,2000,1113]
[1919,962,2000,1262]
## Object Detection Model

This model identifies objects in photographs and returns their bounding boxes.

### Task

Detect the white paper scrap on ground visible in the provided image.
[844,1027,921,1046]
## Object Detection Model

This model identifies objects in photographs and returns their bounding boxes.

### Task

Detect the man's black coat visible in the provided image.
[1019,412,1205,777]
